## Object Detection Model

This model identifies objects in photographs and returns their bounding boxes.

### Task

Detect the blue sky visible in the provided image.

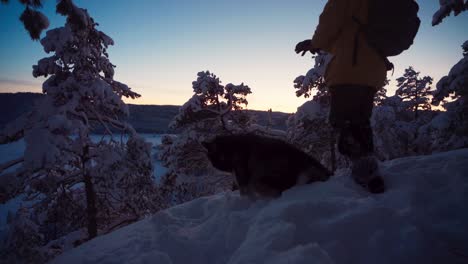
[0,0,467,112]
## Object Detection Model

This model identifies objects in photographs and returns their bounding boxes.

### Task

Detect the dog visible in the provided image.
[202,134,332,198]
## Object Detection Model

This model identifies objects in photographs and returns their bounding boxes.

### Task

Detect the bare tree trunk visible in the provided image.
[82,145,98,239]
[220,115,228,131]
[414,93,419,120]
[216,96,229,131]
[84,174,98,239]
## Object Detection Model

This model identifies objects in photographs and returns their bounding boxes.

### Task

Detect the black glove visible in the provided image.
[295,40,319,56]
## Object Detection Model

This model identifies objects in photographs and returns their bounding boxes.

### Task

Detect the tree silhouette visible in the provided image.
[433,0,468,26]
[0,3,153,260]
[293,52,333,106]
[170,71,252,131]
[1,0,49,40]
[396,66,433,119]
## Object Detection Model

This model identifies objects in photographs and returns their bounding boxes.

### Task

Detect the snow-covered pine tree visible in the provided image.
[164,71,252,189]
[372,95,421,160]
[293,52,333,106]
[395,66,433,119]
[373,74,437,160]
[428,41,468,150]
[0,1,157,261]
[159,71,252,206]
[374,78,390,106]
[424,2,468,152]
[170,71,252,132]
[92,136,159,234]
[433,42,467,108]
[165,71,252,179]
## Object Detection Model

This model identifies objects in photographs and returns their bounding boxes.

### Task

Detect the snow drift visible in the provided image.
[52,149,468,264]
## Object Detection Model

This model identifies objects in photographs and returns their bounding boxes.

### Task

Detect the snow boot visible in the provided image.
[351,156,385,194]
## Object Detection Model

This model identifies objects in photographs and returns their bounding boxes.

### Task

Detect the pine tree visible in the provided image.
[429,41,468,150]
[428,3,468,151]
[159,71,252,204]
[396,66,433,119]
[374,78,390,106]
[432,41,467,114]
[170,71,252,131]
[0,1,156,261]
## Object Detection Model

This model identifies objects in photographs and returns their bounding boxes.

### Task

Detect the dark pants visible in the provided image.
[329,85,376,159]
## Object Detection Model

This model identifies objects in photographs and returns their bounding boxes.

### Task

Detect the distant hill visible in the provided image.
[127,104,181,133]
[0,93,44,126]
[0,93,290,133]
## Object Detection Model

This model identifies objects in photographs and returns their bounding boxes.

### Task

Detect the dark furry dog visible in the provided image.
[202,134,332,198]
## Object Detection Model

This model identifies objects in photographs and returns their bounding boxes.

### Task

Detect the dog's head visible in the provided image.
[202,138,232,172]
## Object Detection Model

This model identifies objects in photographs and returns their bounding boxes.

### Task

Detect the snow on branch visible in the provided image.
[395,66,433,118]
[171,71,252,130]
[224,83,252,110]
[19,6,49,40]
[2,0,50,39]
[433,0,468,26]
[432,41,468,109]
[293,52,333,99]
[1,2,155,262]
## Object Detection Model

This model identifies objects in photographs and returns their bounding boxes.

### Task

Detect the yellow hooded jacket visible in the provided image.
[311,0,387,89]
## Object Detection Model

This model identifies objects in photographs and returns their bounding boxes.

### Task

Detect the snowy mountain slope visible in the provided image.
[52,149,468,264]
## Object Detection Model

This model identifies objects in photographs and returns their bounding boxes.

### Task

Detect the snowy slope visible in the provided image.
[52,149,468,264]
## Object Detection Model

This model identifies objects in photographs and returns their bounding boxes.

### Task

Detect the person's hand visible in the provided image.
[295,40,317,56]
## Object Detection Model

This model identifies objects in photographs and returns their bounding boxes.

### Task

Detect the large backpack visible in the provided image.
[353,0,421,69]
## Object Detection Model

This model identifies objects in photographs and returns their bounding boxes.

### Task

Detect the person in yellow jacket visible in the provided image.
[295,0,387,193]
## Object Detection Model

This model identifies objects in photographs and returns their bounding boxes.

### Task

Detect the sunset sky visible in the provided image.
[0,0,467,113]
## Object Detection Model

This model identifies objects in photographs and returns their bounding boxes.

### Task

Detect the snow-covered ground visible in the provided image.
[51,149,468,264]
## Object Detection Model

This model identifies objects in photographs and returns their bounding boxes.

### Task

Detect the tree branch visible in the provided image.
[0,157,24,174]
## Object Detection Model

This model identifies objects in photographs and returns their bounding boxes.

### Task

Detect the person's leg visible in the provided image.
[336,122,373,158]
[329,85,385,193]
[329,85,375,156]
